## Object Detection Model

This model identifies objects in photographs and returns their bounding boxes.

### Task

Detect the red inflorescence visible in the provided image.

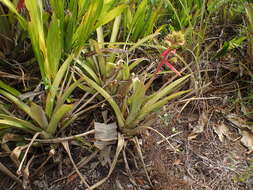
[156,48,181,76]
[17,0,25,12]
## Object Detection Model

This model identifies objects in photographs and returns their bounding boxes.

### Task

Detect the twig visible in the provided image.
[62,141,91,189]
[177,96,222,103]
[145,126,177,152]
[0,162,23,186]
[52,150,99,184]
[26,130,95,143]
[17,132,41,176]
[123,143,138,186]
[133,137,153,187]
[157,131,183,145]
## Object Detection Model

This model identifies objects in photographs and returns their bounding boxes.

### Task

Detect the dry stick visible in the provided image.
[177,96,222,103]
[73,92,99,115]
[75,98,108,117]
[179,98,191,114]
[133,137,153,187]
[145,126,177,152]
[52,150,99,184]
[70,91,91,115]
[126,148,139,169]
[32,153,54,177]
[62,141,91,190]
[0,162,23,186]
[77,150,99,168]
[82,48,129,57]
[157,131,183,145]
[17,132,41,176]
[59,65,70,96]
[27,129,95,143]
[22,155,35,189]
[178,96,222,113]
[122,143,138,186]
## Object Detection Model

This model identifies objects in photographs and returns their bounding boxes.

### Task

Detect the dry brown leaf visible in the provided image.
[213,122,230,142]
[22,155,34,189]
[173,159,181,165]
[98,146,112,166]
[10,145,28,167]
[240,130,253,154]
[87,134,124,190]
[135,177,145,185]
[188,112,208,140]
[2,133,22,143]
[1,133,23,152]
[226,114,253,132]
[94,122,117,150]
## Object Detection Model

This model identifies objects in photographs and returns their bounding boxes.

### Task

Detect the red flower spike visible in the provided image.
[161,48,171,57]
[163,60,181,76]
[17,0,25,12]
[156,48,181,76]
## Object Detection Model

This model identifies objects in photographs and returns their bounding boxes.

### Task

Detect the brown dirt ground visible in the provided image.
[1,94,253,190]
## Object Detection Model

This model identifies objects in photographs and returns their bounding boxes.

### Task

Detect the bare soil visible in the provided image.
[1,93,253,190]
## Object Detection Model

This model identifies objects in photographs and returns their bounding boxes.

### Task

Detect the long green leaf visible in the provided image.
[47,104,73,135]
[0,114,42,133]
[129,0,148,41]
[46,13,62,78]
[0,119,40,133]
[45,54,74,117]
[143,75,190,109]
[55,78,84,110]
[26,0,49,81]
[0,90,32,119]
[0,80,21,96]
[30,103,48,129]
[65,0,78,52]
[50,0,65,22]
[128,32,160,52]
[75,66,125,128]
[0,90,49,129]
[73,0,103,50]
[95,4,127,28]
[125,78,146,126]
[75,59,101,84]
[131,90,191,128]
[165,0,182,29]
[142,90,191,117]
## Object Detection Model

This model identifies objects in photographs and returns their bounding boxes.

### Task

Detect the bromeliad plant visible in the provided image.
[0,1,130,186]
[74,29,190,135]
[0,0,128,87]
[76,68,190,135]
[0,0,191,187]
[0,0,129,136]
[0,55,77,139]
